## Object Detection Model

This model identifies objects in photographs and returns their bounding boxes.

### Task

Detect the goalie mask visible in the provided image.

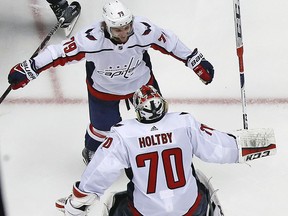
[133,85,168,123]
[102,0,134,39]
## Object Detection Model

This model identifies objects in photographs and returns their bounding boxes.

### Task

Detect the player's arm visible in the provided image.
[191,122,240,164]
[8,33,85,90]
[147,21,214,85]
[189,114,276,163]
[79,132,129,194]
[56,132,129,214]
[56,181,98,216]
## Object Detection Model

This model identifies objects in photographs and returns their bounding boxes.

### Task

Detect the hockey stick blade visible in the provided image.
[0,18,64,104]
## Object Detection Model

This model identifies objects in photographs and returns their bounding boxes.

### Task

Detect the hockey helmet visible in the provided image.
[102,0,133,37]
[133,85,168,123]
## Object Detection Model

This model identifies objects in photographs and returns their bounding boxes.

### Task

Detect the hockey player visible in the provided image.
[55,85,276,216]
[8,0,214,164]
[47,0,81,34]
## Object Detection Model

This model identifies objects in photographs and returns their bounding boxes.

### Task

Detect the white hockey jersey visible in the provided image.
[33,16,193,100]
[79,112,239,215]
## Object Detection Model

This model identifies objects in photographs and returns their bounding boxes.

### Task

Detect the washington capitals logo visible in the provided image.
[141,22,152,35]
[85,28,97,41]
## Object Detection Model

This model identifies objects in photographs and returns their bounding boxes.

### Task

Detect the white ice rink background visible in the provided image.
[0,0,288,215]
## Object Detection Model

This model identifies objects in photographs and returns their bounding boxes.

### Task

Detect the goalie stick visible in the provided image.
[0,18,65,104]
[232,1,277,159]
[233,0,248,130]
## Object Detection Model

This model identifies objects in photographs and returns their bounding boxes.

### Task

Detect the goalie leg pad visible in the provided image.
[109,191,130,216]
[196,170,224,216]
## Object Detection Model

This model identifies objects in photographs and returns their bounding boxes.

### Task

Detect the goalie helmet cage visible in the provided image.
[233,0,248,130]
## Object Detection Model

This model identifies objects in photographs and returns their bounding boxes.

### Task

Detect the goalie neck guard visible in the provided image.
[133,85,168,123]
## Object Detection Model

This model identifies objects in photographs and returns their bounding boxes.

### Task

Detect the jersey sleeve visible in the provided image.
[138,17,193,62]
[32,25,99,72]
[187,114,240,163]
[79,130,129,197]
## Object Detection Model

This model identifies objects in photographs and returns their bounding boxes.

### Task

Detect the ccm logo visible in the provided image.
[245,150,271,161]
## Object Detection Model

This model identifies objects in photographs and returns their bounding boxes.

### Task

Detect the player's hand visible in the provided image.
[55,182,98,216]
[56,195,87,216]
[8,59,38,90]
[187,49,214,85]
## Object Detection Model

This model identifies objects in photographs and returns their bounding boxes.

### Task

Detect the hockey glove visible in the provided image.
[8,59,38,90]
[55,181,98,216]
[232,128,277,163]
[186,48,214,85]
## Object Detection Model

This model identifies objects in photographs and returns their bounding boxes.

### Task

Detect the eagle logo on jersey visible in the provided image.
[141,22,152,35]
[85,28,97,41]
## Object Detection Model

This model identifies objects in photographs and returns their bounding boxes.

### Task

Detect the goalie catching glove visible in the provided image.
[56,181,98,216]
[8,59,38,90]
[186,48,214,85]
[233,128,277,162]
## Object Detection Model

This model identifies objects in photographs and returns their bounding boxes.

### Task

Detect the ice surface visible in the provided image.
[0,0,287,215]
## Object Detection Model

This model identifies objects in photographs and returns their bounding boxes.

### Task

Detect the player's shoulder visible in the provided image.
[133,16,153,24]
[164,112,196,125]
[166,111,191,118]
[111,118,138,130]
[76,21,105,41]
[133,16,157,34]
